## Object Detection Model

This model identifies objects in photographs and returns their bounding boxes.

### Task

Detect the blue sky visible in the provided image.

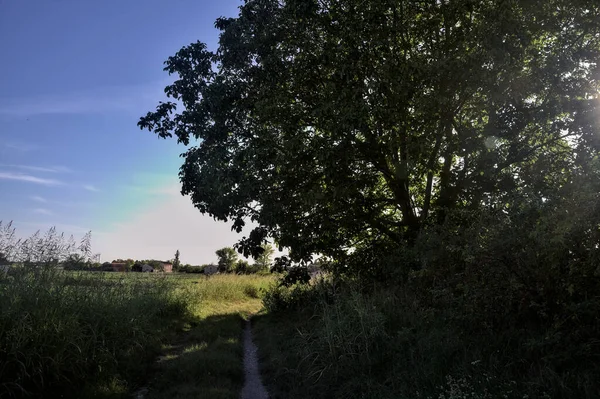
[0,0,252,264]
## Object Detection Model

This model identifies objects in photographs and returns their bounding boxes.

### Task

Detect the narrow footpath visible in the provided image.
[241,319,269,399]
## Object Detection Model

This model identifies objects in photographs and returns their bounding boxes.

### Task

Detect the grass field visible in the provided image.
[0,269,273,398]
[145,274,274,399]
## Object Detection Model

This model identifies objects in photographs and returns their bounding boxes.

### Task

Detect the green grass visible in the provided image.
[136,274,274,399]
[0,269,273,398]
[254,278,600,399]
[0,269,195,398]
[254,281,397,399]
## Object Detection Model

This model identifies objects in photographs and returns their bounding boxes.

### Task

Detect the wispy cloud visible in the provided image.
[28,196,95,209]
[14,221,94,235]
[33,208,54,216]
[1,171,99,193]
[0,80,171,117]
[2,142,39,152]
[0,172,64,186]
[83,184,100,192]
[0,164,72,173]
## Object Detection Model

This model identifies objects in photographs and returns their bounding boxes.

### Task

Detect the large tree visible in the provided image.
[140,0,600,262]
[216,247,239,273]
[255,243,275,271]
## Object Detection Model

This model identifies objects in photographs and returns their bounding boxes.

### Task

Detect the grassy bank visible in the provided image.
[254,277,600,399]
[0,269,273,398]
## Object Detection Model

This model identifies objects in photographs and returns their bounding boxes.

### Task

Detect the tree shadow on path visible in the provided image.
[142,312,247,399]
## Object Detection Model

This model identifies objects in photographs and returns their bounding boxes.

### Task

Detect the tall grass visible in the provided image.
[0,269,198,398]
[0,222,275,398]
[256,276,599,399]
[175,274,274,303]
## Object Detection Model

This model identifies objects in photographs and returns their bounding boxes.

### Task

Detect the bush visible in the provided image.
[263,285,306,312]
[179,265,206,274]
[234,260,250,274]
[262,276,336,313]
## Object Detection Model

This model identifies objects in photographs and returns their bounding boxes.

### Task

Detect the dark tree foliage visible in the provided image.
[140,0,600,266]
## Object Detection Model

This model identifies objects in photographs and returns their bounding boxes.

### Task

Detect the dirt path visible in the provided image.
[241,319,269,399]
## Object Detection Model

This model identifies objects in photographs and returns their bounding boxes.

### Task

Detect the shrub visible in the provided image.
[234,260,250,274]
[179,265,205,274]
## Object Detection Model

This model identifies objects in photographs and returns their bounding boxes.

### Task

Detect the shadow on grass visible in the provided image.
[251,311,305,399]
[145,313,247,399]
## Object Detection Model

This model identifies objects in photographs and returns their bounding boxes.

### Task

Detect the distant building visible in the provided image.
[204,264,218,276]
[111,262,127,272]
[161,263,173,273]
